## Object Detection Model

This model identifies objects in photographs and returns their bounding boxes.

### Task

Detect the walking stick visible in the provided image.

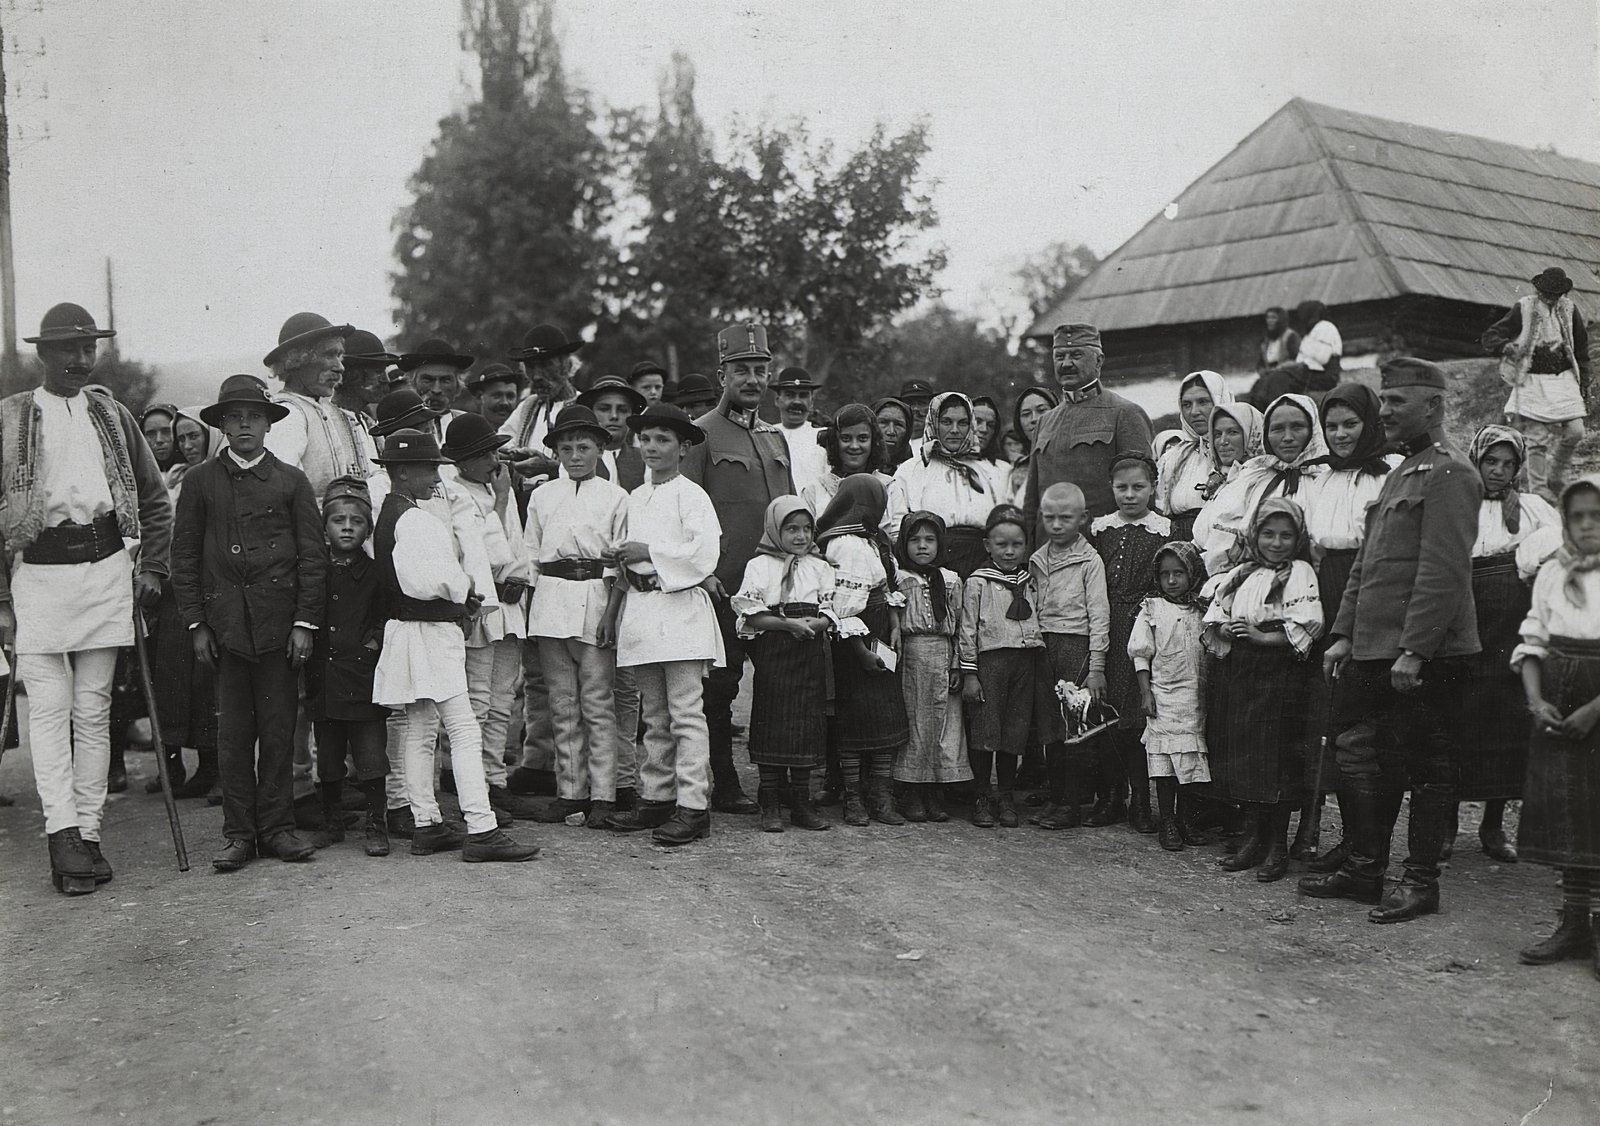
[1305,734,1329,856]
[132,607,189,871]
[0,639,17,805]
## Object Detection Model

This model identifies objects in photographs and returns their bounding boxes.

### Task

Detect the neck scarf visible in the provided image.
[1557,476,1600,608]
[755,494,818,604]
[1469,424,1526,536]
[922,391,986,492]
[1151,540,1208,607]
[1320,383,1391,477]
[1258,394,1331,496]
[1217,496,1309,605]
[972,564,1032,620]
[1204,401,1264,498]
[817,472,896,583]
[1165,371,1233,500]
[895,511,950,624]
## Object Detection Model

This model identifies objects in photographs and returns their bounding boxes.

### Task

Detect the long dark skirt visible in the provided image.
[942,526,989,581]
[1212,639,1313,805]
[150,583,218,750]
[830,600,910,754]
[1458,555,1532,800]
[1304,548,1358,794]
[1518,637,1600,869]
[748,625,828,768]
[1167,510,1199,542]
[1106,599,1144,731]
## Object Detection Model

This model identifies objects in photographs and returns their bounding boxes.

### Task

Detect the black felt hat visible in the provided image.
[465,362,525,393]
[263,312,353,367]
[1531,267,1574,297]
[628,360,670,385]
[771,366,819,391]
[24,302,117,345]
[370,388,443,438]
[373,428,452,465]
[542,404,612,450]
[670,373,718,404]
[626,402,705,445]
[343,329,398,368]
[510,324,584,362]
[398,337,475,372]
[200,373,291,427]
[442,412,513,462]
[577,375,647,414]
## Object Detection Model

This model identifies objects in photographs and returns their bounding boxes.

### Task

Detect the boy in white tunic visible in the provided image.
[603,404,725,845]
[370,429,539,863]
[523,405,629,827]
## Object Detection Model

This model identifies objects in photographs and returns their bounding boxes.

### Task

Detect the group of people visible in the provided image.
[4,264,1597,983]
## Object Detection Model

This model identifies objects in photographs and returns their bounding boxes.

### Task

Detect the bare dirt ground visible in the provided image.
[2,702,1598,1126]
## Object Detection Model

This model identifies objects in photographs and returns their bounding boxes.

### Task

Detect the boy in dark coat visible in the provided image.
[172,375,329,871]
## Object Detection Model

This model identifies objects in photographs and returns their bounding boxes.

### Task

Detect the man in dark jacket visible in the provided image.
[1300,358,1481,924]
[172,375,329,871]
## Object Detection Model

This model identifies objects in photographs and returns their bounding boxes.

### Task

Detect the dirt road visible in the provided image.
[2,732,1596,1126]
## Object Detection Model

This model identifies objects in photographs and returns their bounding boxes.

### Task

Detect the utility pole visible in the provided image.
[105,257,117,358]
[0,16,18,386]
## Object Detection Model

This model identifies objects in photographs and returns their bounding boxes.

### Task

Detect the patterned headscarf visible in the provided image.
[1217,496,1309,605]
[1469,423,1526,535]
[1258,394,1331,496]
[1151,540,1208,607]
[1320,383,1391,477]
[1557,475,1600,608]
[756,494,819,604]
[895,510,950,624]
[1205,401,1265,497]
[921,391,986,492]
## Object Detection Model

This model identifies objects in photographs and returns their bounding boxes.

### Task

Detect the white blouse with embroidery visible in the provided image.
[1511,560,1600,669]
[1201,559,1324,658]
[1299,460,1397,551]
[824,535,905,639]
[895,452,998,530]
[731,553,839,639]
[1471,493,1559,559]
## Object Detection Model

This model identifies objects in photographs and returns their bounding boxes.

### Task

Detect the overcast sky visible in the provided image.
[7,0,1597,369]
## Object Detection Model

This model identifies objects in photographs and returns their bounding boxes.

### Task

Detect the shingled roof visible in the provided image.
[1029,99,1600,336]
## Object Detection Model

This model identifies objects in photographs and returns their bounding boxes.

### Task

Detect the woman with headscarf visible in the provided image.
[1004,386,1059,507]
[1454,425,1562,861]
[1155,371,1234,540]
[892,511,970,821]
[1508,474,1600,972]
[871,396,915,475]
[800,403,909,543]
[139,403,183,474]
[1192,393,1329,576]
[896,392,997,578]
[1202,497,1324,882]
[730,496,837,832]
[1292,384,1400,865]
[166,407,224,502]
[817,474,911,826]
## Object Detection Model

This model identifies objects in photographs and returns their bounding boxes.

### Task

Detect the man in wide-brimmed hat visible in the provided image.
[370,428,540,863]
[668,372,719,416]
[500,323,583,486]
[681,324,794,814]
[173,374,328,872]
[771,365,828,493]
[465,362,524,430]
[1483,265,1594,501]
[398,337,475,444]
[261,312,371,502]
[335,329,396,430]
[0,303,173,894]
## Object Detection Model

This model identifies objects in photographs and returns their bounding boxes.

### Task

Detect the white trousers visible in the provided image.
[539,637,619,802]
[466,638,521,790]
[403,694,496,835]
[20,648,119,839]
[613,665,640,790]
[634,659,710,811]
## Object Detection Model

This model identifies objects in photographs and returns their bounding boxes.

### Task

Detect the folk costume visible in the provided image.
[801,469,909,546]
[261,313,370,502]
[818,474,911,826]
[173,376,327,868]
[896,392,997,578]
[1299,359,1482,924]
[1155,371,1235,541]
[1,305,173,892]
[892,513,970,816]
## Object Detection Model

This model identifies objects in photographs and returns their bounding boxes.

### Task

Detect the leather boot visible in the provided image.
[1158,815,1184,851]
[1520,906,1594,965]
[1084,753,1126,827]
[870,778,906,825]
[710,747,758,814]
[1288,797,1321,861]
[841,776,869,827]
[1221,807,1270,871]
[360,779,390,856]
[996,789,1020,829]
[971,783,996,829]
[758,786,784,833]
[1479,799,1517,862]
[652,806,711,845]
[923,784,949,823]
[462,828,540,862]
[173,748,218,799]
[318,780,346,846]
[1299,782,1388,904]
[146,745,186,794]
[107,745,128,794]
[506,766,557,796]
[1256,804,1293,882]
[1124,741,1155,833]
[1176,787,1207,846]
[586,801,617,829]
[82,839,114,884]
[1439,799,1460,861]
[789,787,829,831]
[410,821,467,856]
[48,828,98,895]
[899,784,928,823]
[607,799,677,832]
[1369,785,1449,923]
[386,806,416,839]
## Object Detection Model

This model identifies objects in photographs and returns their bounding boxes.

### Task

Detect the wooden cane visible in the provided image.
[0,638,18,804]
[132,607,189,871]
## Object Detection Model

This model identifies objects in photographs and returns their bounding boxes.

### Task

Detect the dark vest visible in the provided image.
[374,492,464,622]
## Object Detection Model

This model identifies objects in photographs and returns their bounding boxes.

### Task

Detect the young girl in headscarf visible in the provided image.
[801,403,909,543]
[1511,475,1600,977]
[892,511,970,822]
[1193,393,1329,576]
[897,392,996,578]
[817,474,911,826]
[1129,541,1210,851]
[732,496,837,832]
[1457,425,1560,861]
[1155,371,1234,540]
[1202,497,1324,882]
[1004,386,1059,506]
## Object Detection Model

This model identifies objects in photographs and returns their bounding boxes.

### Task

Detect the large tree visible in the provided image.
[825,304,1029,413]
[392,0,613,360]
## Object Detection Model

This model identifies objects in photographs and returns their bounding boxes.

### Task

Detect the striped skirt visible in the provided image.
[747,603,829,768]
[1457,554,1532,800]
[830,598,911,754]
[1518,637,1600,869]
[1211,639,1313,806]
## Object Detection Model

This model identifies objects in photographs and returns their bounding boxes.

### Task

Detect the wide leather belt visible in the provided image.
[623,569,661,593]
[23,513,124,565]
[542,558,607,582]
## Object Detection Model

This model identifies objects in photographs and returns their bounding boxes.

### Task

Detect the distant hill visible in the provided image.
[151,355,265,407]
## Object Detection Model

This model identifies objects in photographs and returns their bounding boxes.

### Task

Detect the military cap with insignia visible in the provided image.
[716,323,771,364]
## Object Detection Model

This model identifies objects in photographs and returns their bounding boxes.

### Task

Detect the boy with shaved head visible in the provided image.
[1028,481,1110,829]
